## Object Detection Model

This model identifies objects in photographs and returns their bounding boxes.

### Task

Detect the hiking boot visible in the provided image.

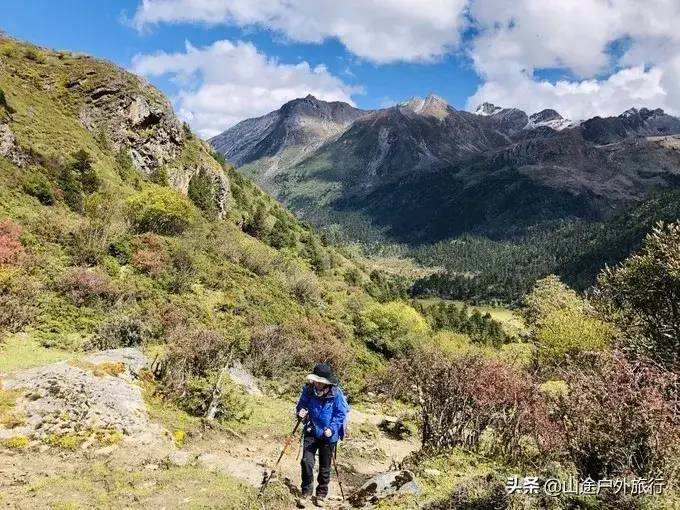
[296,494,311,508]
[313,495,327,507]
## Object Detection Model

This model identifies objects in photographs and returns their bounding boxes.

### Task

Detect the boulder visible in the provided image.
[167,450,193,467]
[349,470,420,507]
[228,360,263,396]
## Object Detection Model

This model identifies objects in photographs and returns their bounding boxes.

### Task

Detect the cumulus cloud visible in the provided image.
[466,0,680,117]
[130,0,680,131]
[132,0,468,63]
[466,67,667,121]
[131,40,359,137]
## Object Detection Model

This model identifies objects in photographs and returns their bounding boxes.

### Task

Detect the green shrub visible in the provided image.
[125,185,197,235]
[523,275,585,328]
[0,267,38,335]
[149,167,169,186]
[240,243,273,275]
[0,88,7,110]
[211,150,227,167]
[535,308,615,363]
[595,221,680,369]
[92,316,147,349]
[188,168,217,218]
[23,173,55,205]
[358,301,428,356]
[286,267,320,304]
[165,243,198,294]
[242,202,269,239]
[268,219,296,249]
[115,148,140,185]
[179,374,251,422]
[71,149,100,195]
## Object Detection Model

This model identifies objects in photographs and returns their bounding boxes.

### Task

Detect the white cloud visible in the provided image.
[466,66,667,121]
[131,40,359,137]
[130,0,680,129]
[466,0,680,117]
[132,0,468,63]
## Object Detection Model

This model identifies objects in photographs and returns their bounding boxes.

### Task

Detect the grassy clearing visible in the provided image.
[20,462,295,509]
[224,395,295,437]
[361,255,442,280]
[417,297,526,337]
[0,333,74,374]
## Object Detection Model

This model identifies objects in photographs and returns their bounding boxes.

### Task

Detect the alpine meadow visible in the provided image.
[1,4,680,510]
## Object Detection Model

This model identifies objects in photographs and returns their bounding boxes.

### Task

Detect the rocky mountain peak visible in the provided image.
[475,102,503,116]
[526,108,572,131]
[401,94,451,120]
[529,109,563,123]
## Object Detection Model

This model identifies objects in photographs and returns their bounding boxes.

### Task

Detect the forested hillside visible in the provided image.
[212,95,680,304]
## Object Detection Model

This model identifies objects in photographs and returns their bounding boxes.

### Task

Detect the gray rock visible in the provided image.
[227,361,263,396]
[349,470,420,507]
[0,123,26,166]
[423,468,441,479]
[2,361,166,446]
[167,450,192,467]
[83,348,149,380]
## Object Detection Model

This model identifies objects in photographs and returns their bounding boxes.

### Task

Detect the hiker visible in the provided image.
[295,363,349,508]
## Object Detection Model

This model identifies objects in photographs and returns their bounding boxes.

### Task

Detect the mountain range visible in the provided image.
[210,94,680,244]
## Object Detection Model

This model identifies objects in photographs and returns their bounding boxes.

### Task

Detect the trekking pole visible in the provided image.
[259,416,303,496]
[332,443,345,501]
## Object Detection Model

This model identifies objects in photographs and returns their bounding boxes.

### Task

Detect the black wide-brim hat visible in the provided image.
[306,363,339,386]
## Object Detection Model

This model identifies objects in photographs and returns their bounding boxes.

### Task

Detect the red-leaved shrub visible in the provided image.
[394,347,680,479]
[553,351,680,479]
[59,266,118,306]
[131,234,170,276]
[392,348,538,459]
[0,219,27,266]
[248,318,349,379]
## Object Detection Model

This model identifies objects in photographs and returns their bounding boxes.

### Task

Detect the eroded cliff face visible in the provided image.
[78,80,184,174]
[0,35,230,217]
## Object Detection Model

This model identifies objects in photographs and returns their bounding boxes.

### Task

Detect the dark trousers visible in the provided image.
[301,434,334,498]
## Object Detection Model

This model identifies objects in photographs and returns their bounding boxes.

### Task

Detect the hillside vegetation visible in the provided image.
[1,36,679,510]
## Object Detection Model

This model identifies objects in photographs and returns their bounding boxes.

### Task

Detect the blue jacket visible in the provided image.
[296,384,349,443]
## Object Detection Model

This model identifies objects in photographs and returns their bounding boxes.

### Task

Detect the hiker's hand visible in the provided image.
[324,428,332,438]
[298,409,308,419]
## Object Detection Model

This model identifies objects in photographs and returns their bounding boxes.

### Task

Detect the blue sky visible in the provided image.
[3,1,680,137]
[1,0,479,135]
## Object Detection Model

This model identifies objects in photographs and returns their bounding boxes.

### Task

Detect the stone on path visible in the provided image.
[349,470,420,507]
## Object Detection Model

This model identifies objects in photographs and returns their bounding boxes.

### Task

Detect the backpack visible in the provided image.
[337,387,350,441]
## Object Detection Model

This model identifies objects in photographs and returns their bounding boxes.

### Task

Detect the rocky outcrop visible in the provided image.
[227,360,263,396]
[78,78,183,175]
[83,347,150,381]
[72,66,230,217]
[0,123,26,167]
[0,350,166,447]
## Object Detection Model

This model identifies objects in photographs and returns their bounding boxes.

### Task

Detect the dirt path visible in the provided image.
[0,351,420,508]
[185,406,419,507]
